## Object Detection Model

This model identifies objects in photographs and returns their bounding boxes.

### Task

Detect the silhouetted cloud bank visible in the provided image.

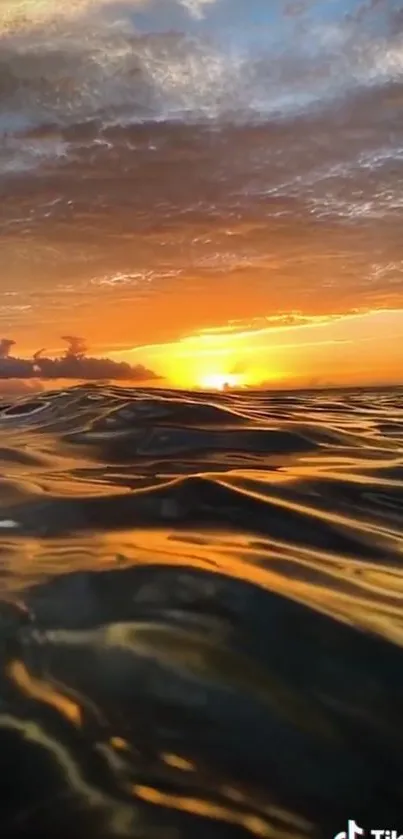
[0,337,162,382]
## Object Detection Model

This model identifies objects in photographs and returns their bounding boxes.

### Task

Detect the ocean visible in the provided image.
[0,384,402,837]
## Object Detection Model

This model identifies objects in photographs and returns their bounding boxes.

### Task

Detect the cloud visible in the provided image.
[0,336,163,382]
[0,338,16,359]
[192,312,347,341]
[283,1,314,17]
[178,0,219,19]
[0,0,220,32]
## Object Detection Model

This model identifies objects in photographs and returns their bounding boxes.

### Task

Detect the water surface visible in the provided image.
[0,384,402,837]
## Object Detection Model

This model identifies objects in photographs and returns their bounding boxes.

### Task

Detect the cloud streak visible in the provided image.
[0,336,163,382]
[196,313,347,339]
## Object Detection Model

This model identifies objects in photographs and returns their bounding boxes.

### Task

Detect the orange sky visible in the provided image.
[4,265,403,390]
[3,231,403,389]
[109,307,403,389]
[1,0,403,390]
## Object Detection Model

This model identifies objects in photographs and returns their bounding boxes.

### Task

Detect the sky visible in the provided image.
[0,0,402,389]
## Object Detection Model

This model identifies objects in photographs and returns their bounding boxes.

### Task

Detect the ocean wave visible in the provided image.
[0,383,402,583]
[0,384,403,835]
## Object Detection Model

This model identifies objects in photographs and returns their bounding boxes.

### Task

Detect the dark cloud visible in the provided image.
[0,339,16,359]
[0,337,163,382]
[61,335,87,359]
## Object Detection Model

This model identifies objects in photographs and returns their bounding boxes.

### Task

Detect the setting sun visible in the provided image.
[198,373,243,391]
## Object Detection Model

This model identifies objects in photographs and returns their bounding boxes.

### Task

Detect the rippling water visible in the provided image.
[0,384,403,836]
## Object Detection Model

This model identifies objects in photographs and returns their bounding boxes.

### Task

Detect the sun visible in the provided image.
[198,372,242,391]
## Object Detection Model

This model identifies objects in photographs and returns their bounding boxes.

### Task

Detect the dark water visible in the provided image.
[0,384,403,837]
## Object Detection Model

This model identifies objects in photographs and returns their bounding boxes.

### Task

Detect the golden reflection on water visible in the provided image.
[109,736,130,752]
[1,387,403,833]
[132,785,293,839]
[7,659,82,726]
[0,713,132,832]
[2,521,403,646]
[162,753,195,771]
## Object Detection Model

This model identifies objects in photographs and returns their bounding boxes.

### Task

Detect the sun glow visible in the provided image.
[198,372,243,390]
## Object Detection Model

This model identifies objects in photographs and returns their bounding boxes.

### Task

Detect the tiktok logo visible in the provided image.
[334,822,365,839]
[334,823,403,839]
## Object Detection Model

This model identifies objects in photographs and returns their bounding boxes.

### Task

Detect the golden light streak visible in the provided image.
[162,752,196,771]
[131,785,283,838]
[7,659,82,726]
